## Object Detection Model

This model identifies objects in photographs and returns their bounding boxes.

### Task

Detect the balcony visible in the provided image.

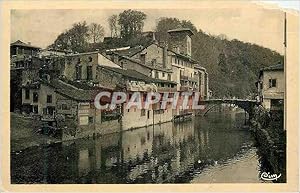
[41,114,55,121]
[180,75,198,83]
[157,86,177,92]
[180,85,198,92]
[126,81,157,92]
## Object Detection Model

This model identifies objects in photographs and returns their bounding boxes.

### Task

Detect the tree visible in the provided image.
[108,14,119,37]
[155,17,197,42]
[118,9,146,40]
[50,21,90,53]
[88,23,104,43]
[180,20,197,33]
[155,17,181,41]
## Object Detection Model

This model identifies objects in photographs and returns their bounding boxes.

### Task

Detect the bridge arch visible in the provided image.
[199,99,259,117]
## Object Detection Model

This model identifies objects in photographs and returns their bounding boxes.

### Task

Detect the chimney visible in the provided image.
[152,32,158,44]
[163,43,168,69]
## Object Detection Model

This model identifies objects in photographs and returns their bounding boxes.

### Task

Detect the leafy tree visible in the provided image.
[118,9,147,41]
[108,14,119,37]
[156,17,182,41]
[180,20,197,33]
[50,21,90,53]
[155,17,197,43]
[88,23,104,43]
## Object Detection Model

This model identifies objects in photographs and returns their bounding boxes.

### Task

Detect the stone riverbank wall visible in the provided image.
[250,106,286,183]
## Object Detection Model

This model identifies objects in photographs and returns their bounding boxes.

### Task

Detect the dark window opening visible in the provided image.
[167,74,171,81]
[87,66,93,80]
[89,116,94,123]
[155,71,159,79]
[140,54,146,64]
[33,92,38,102]
[141,109,146,116]
[76,65,82,80]
[25,89,30,99]
[33,105,38,114]
[61,104,69,110]
[47,95,52,103]
[269,79,277,88]
[47,106,55,115]
[151,59,157,66]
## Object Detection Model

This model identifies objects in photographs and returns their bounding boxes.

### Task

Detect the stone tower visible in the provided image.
[167,28,194,57]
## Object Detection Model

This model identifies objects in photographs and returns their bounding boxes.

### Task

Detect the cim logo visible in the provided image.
[260,172,281,181]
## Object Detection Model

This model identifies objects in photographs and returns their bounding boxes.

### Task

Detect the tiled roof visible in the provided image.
[261,63,284,71]
[111,46,145,57]
[55,88,98,101]
[120,56,173,73]
[10,40,41,49]
[167,28,194,36]
[168,49,199,64]
[99,65,153,82]
[99,65,177,85]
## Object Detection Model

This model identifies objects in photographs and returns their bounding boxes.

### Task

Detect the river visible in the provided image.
[11,112,267,183]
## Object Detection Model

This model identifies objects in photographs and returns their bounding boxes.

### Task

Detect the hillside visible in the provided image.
[191,31,283,98]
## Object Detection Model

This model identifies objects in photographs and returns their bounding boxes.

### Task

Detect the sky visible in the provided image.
[10,1,299,54]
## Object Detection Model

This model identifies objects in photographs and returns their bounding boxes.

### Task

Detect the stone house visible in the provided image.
[63,51,120,82]
[96,65,176,130]
[257,63,284,110]
[104,28,209,99]
[54,86,120,140]
[10,40,40,58]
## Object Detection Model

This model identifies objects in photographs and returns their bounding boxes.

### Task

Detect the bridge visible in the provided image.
[198,98,259,117]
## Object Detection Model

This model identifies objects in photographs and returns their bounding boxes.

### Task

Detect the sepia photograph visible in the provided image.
[1,0,299,192]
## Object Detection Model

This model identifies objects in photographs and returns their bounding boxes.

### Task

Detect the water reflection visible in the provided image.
[11,112,261,184]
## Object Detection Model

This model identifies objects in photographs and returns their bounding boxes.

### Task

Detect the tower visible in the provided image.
[167,28,194,57]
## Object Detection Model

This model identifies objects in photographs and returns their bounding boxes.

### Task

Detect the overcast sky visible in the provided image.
[11,1,298,54]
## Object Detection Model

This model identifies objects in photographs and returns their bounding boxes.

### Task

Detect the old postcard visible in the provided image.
[0,0,299,192]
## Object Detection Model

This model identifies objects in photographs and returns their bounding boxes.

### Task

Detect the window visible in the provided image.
[167,74,171,81]
[155,71,159,78]
[47,95,52,103]
[25,89,30,99]
[77,58,81,64]
[76,65,82,80]
[270,99,283,110]
[33,105,38,114]
[151,59,157,65]
[127,109,130,112]
[162,72,165,77]
[140,54,146,64]
[88,57,93,62]
[87,66,93,80]
[269,79,277,88]
[141,109,146,116]
[47,106,54,115]
[61,103,70,110]
[89,116,94,124]
[33,92,38,102]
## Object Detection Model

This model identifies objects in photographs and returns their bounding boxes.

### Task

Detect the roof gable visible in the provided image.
[11,40,41,49]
